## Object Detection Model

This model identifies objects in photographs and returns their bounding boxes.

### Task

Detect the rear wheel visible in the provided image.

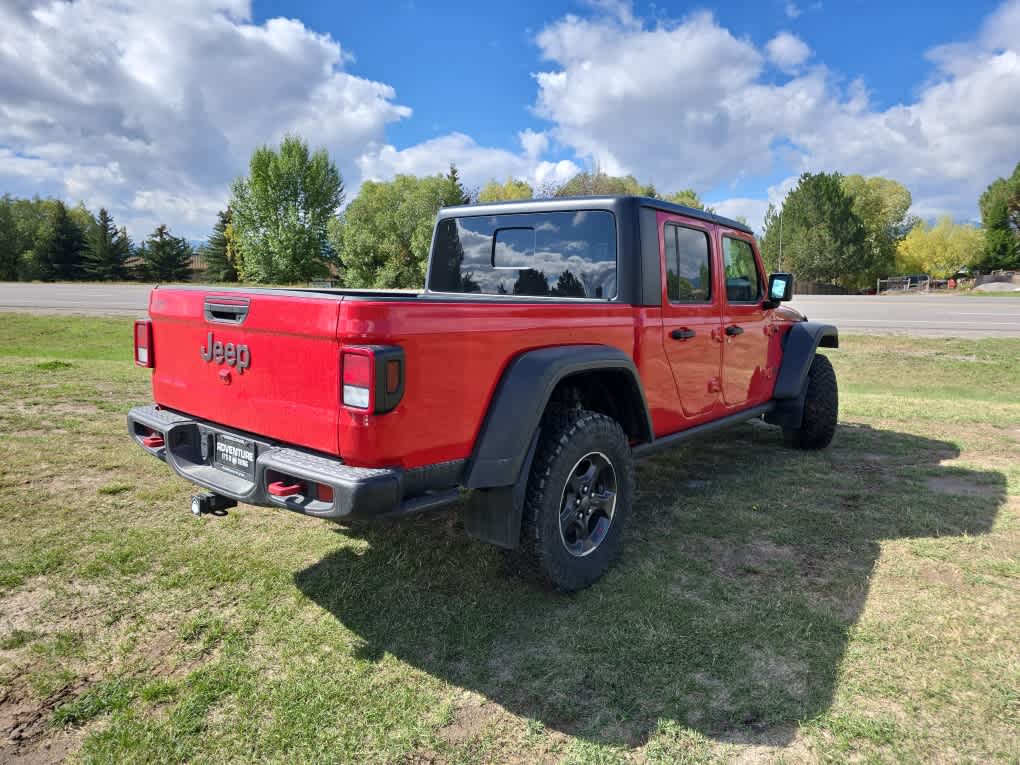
[520,406,635,591]
[784,353,838,450]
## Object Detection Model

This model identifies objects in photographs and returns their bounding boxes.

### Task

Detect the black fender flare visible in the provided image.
[465,344,653,489]
[460,344,652,548]
[772,322,839,399]
[766,321,839,429]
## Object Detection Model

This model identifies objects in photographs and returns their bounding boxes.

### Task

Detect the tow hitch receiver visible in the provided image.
[190,492,237,517]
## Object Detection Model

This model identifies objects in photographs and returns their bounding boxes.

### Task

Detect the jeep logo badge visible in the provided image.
[200,331,250,373]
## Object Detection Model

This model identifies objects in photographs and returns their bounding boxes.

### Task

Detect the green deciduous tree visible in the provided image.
[554,171,656,198]
[84,208,131,280]
[759,172,870,289]
[840,174,916,283]
[10,197,55,279]
[664,189,712,212]
[478,177,534,202]
[338,174,467,289]
[230,134,344,283]
[977,161,1020,271]
[139,224,193,282]
[896,217,985,278]
[203,208,239,282]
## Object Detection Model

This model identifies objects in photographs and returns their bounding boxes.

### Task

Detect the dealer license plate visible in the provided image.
[212,433,256,480]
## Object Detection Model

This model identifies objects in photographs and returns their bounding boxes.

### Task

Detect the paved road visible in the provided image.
[0,282,154,317]
[789,295,1020,338]
[1,283,1018,337]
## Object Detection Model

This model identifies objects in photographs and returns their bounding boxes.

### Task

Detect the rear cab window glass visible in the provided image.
[428,211,617,299]
[664,224,712,303]
[722,237,761,303]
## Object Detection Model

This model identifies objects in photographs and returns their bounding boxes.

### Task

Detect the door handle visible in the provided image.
[670,328,696,340]
[725,325,744,336]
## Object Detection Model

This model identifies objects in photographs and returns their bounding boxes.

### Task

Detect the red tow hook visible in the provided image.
[141,434,165,448]
[267,481,304,497]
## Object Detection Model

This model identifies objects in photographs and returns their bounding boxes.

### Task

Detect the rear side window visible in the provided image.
[664,224,712,302]
[722,237,761,303]
[428,211,617,299]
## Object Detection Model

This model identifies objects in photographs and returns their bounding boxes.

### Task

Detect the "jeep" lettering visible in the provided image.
[200,332,250,373]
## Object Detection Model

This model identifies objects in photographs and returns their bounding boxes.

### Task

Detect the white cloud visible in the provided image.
[711,198,769,233]
[785,1,801,19]
[519,129,550,159]
[766,32,811,72]
[0,0,410,238]
[357,132,580,193]
[531,0,1020,222]
[0,149,61,182]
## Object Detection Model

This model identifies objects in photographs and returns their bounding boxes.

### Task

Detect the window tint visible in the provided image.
[723,237,761,303]
[665,224,711,302]
[428,211,617,298]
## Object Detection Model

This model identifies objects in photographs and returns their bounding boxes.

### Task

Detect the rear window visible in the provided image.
[428,211,617,299]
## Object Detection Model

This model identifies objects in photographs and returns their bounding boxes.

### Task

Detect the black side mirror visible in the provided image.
[765,273,793,307]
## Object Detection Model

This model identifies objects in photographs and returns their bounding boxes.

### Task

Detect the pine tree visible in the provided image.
[139,224,193,282]
[35,201,86,280]
[0,197,17,281]
[84,208,131,280]
[203,208,238,281]
[444,162,471,206]
[551,270,585,297]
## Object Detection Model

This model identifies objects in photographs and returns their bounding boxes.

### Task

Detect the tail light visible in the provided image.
[134,320,153,367]
[341,346,404,413]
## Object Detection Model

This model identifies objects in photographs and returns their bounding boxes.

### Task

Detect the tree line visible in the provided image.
[2,133,1017,289]
[0,196,196,282]
[759,164,1019,287]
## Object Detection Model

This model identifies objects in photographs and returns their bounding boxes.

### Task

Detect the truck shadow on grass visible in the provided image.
[294,422,1007,747]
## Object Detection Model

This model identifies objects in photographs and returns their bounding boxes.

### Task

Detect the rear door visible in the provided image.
[718,233,771,408]
[659,213,724,420]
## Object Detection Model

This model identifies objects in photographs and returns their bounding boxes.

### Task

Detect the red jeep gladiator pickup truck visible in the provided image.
[128,196,838,590]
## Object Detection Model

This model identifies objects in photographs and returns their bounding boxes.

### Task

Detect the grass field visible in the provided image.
[1,314,1018,764]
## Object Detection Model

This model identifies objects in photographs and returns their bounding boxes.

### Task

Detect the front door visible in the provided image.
[659,216,723,420]
[719,233,771,408]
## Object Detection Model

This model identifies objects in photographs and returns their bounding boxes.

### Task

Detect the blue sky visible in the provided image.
[1,0,1018,238]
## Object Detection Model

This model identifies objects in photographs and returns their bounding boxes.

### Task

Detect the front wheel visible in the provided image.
[520,406,635,592]
[784,353,838,450]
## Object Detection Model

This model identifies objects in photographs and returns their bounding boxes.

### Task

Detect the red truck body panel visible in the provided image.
[149,288,343,456]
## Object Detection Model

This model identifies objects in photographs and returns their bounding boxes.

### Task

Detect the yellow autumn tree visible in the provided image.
[896,217,984,278]
[478,178,534,202]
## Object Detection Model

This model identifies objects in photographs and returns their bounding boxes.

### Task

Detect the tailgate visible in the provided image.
[148,288,342,455]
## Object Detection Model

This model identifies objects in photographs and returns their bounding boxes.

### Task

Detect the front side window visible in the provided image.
[722,237,761,303]
[664,224,712,302]
[428,211,617,299]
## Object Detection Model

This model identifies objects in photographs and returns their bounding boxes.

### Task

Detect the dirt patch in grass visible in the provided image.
[0,580,108,637]
[926,476,1001,496]
[438,700,500,745]
[6,401,101,419]
[0,680,89,764]
[688,537,798,576]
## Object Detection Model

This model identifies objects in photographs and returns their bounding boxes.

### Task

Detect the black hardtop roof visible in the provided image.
[437,195,753,235]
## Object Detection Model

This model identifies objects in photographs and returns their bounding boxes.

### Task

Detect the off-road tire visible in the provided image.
[520,405,635,592]
[784,353,838,450]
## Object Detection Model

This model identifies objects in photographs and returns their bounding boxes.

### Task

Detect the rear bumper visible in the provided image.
[127,405,421,520]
